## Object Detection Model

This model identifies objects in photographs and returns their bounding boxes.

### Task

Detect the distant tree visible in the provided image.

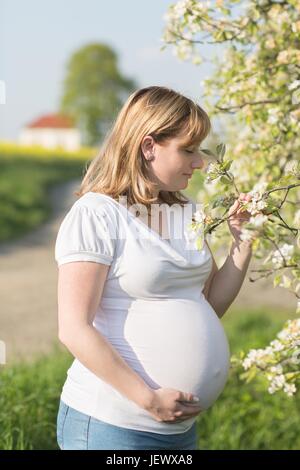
[60,43,137,146]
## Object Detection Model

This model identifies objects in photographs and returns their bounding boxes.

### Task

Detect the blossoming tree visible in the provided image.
[162,0,300,396]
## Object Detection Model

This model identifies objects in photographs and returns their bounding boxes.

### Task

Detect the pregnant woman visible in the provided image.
[55,86,254,450]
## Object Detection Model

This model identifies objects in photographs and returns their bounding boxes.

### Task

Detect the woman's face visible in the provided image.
[141,134,205,195]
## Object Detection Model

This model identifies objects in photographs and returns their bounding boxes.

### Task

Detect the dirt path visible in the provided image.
[0,179,81,364]
[0,181,296,364]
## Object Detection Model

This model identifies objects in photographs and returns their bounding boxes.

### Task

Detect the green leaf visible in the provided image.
[222,160,233,171]
[220,6,231,15]
[220,176,230,184]
[195,236,204,251]
[207,173,220,181]
[252,238,260,251]
[245,367,258,383]
[273,274,282,287]
[200,148,217,158]
[279,275,292,289]
[216,143,226,161]
[211,196,225,208]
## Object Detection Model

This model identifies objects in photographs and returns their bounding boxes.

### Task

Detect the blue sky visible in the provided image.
[0,0,222,141]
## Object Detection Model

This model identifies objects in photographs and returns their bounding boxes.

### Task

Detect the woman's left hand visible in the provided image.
[227,192,253,242]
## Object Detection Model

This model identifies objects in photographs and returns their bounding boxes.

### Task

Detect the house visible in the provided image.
[19,113,81,151]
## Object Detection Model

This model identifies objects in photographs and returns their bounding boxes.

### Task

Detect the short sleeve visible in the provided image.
[54,204,116,266]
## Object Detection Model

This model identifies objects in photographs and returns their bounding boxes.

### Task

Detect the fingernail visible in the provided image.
[192,396,200,402]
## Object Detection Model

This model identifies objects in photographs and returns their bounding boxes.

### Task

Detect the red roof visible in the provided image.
[26,114,75,129]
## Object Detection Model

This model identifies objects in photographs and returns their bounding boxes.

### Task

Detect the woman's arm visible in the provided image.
[203,239,253,319]
[57,261,154,410]
[202,240,219,300]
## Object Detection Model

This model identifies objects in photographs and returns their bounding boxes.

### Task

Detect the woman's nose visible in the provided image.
[192,158,204,170]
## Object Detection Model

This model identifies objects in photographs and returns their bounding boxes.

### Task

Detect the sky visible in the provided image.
[0,0,223,141]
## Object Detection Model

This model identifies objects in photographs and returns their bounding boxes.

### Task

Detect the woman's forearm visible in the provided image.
[59,324,154,410]
[207,239,253,318]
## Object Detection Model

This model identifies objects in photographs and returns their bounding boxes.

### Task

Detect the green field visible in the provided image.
[0,143,93,242]
[1,306,299,450]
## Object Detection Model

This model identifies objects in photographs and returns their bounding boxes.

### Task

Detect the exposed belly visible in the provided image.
[121,298,231,410]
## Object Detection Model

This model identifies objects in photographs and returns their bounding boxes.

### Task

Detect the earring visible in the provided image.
[147,154,155,161]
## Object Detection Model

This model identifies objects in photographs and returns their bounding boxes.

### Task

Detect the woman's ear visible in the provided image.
[141,135,155,160]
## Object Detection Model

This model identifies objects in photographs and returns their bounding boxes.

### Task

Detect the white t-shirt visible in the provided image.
[54,191,230,434]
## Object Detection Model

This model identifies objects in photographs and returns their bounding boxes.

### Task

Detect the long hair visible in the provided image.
[75,86,211,211]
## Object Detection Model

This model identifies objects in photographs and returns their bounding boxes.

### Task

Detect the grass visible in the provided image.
[0,306,299,450]
[0,344,72,450]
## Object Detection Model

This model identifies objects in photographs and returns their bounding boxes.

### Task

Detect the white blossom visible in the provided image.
[271,243,294,268]
[265,346,275,355]
[277,50,289,64]
[277,319,300,340]
[285,160,299,174]
[293,210,300,226]
[246,186,268,215]
[240,228,254,242]
[206,162,220,175]
[194,209,206,223]
[292,21,300,33]
[270,374,286,390]
[290,350,300,364]
[189,21,202,34]
[246,198,267,215]
[172,0,190,19]
[288,80,300,91]
[242,348,268,370]
[277,328,292,341]
[250,181,268,195]
[249,214,268,227]
[173,41,193,60]
[267,107,280,124]
[283,383,297,396]
[270,365,283,374]
[270,339,285,351]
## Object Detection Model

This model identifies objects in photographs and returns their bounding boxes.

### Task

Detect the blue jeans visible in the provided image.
[56,400,198,450]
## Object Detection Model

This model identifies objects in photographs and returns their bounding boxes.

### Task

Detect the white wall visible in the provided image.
[19,128,81,151]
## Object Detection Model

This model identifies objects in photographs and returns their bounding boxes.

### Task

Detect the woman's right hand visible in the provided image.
[144,388,202,423]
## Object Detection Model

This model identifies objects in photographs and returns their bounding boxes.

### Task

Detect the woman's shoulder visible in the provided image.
[71,191,119,218]
[55,191,119,266]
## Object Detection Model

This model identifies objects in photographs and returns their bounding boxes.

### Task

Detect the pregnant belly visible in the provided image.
[123,297,230,410]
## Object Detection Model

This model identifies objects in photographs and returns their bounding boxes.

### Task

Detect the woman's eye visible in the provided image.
[185,149,194,154]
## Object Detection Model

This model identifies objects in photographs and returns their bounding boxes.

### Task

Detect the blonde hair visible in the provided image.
[75,86,211,211]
